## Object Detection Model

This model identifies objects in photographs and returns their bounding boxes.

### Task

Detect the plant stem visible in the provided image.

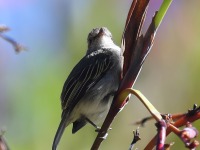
[154,0,173,28]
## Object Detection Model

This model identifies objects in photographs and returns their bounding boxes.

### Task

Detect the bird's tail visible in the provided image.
[52,111,69,150]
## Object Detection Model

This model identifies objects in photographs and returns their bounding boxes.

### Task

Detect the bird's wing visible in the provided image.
[52,49,120,150]
[61,49,116,113]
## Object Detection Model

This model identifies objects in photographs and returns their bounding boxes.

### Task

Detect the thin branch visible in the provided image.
[0,24,26,53]
[145,105,200,149]
[129,128,141,150]
[155,120,167,150]
[118,88,162,121]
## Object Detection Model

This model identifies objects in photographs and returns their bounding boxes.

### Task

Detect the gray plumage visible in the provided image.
[52,27,123,150]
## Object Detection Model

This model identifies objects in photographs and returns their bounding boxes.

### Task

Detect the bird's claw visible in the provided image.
[99,132,108,140]
[95,127,101,132]
[95,127,112,132]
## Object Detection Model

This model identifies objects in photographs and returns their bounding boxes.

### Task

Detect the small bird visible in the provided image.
[52,27,123,150]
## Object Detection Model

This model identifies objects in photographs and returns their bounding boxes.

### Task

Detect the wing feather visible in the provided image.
[61,49,116,113]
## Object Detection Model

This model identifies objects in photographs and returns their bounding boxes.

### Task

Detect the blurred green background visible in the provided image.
[0,0,200,149]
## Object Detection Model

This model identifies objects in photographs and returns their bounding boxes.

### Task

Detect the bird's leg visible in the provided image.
[85,117,112,132]
[85,117,101,132]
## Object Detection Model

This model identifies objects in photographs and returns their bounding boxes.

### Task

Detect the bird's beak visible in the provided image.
[97,28,105,37]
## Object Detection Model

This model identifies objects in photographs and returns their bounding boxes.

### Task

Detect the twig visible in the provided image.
[129,128,141,150]
[145,104,200,149]
[0,24,26,53]
[156,120,167,150]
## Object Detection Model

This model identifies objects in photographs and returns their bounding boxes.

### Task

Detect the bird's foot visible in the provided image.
[95,127,101,132]
[99,132,108,140]
[95,127,112,132]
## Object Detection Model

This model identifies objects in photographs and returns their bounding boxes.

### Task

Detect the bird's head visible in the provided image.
[87,27,115,53]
